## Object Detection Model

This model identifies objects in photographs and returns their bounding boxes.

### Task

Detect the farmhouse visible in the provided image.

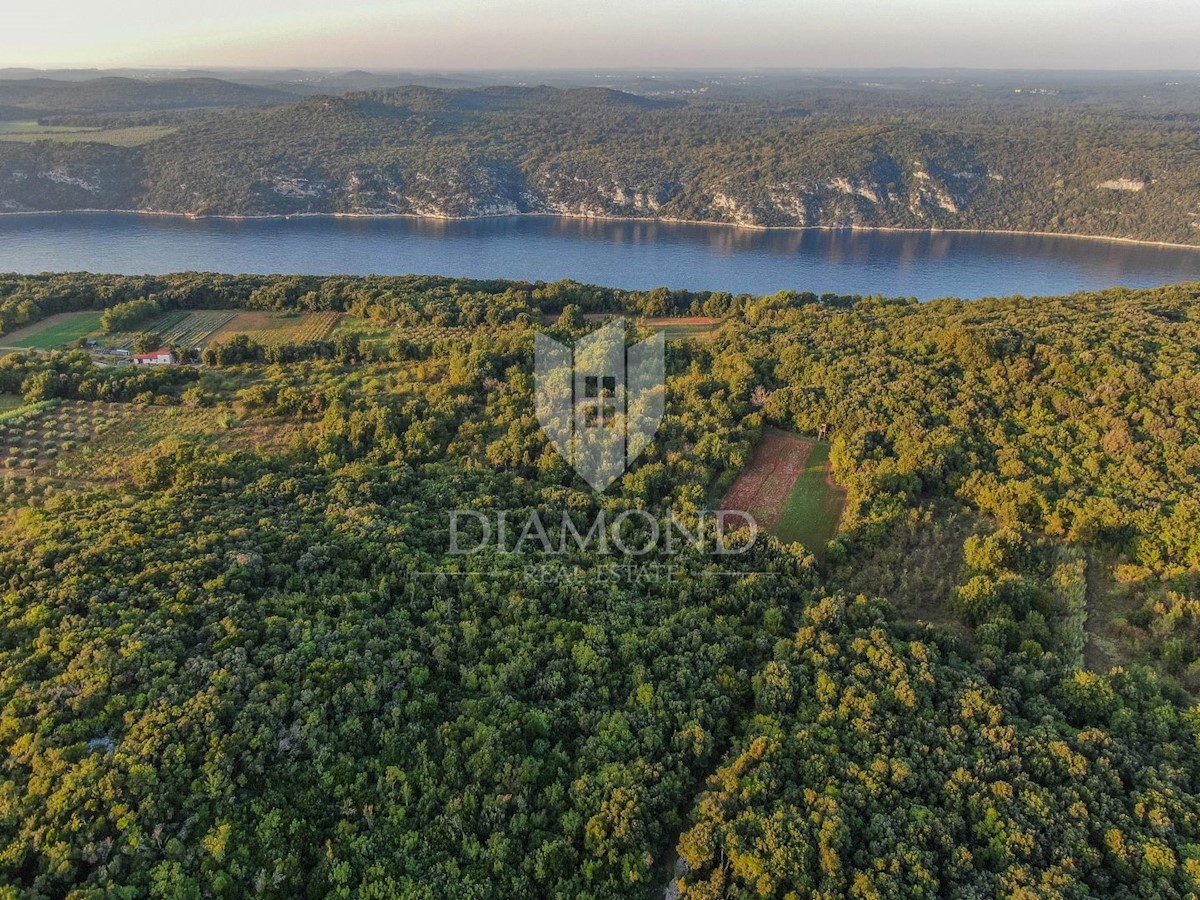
[131,348,177,366]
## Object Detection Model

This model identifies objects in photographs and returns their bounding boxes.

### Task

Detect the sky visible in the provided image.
[2,0,1198,71]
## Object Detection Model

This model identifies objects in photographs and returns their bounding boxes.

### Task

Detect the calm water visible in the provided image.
[1,213,1199,299]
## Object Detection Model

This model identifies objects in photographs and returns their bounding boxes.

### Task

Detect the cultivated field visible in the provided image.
[720,429,846,555]
[0,397,304,505]
[1,311,104,349]
[6,309,344,354]
[0,399,140,483]
[154,310,237,348]
[209,311,341,345]
[101,310,239,351]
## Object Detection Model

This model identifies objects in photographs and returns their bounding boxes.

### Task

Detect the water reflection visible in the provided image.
[0,212,1197,300]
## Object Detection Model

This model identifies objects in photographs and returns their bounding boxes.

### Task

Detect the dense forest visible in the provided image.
[0,272,1197,895]
[1,74,1199,244]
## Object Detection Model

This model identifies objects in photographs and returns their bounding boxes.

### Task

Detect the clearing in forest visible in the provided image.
[96,310,237,351]
[1,312,104,350]
[0,120,175,146]
[720,429,847,555]
[642,316,720,341]
[208,311,341,346]
[0,399,305,506]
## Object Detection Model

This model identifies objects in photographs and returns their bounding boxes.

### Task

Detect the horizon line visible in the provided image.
[3,65,1200,76]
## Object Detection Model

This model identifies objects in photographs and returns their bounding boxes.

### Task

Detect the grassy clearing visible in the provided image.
[334,318,474,347]
[536,314,719,342]
[210,311,341,346]
[332,316,394,344]
[53,406,224,480]
[0,396,24,413]
[1,312,104,350]
[52,405,302,480]
[642,317,720,342]
[771,441,847,553]
[0,120,175,146]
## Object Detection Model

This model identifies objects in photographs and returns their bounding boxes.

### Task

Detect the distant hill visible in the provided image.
[0,76,296,116]
[1,80,1198,244]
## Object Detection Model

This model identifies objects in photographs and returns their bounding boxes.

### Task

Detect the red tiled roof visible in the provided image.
[132,348,173,360]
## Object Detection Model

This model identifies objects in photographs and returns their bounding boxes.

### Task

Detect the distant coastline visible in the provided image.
[1,208,1199,252]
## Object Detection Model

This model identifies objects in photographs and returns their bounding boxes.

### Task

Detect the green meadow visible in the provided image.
[2,311,104,349]
[771,441,847,554]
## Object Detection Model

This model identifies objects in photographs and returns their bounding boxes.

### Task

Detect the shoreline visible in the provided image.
[0,208,1198,252]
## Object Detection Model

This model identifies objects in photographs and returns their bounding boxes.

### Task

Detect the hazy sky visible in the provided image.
[3,0,1198,70]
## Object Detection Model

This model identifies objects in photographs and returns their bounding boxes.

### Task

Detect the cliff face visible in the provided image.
[0,153,985,228]
[530,169,980,228]
[0,142,140,212]
[1,85,1197,244]
[0,147,987,226]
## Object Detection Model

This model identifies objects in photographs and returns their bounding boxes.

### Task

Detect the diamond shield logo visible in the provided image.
[535,318,665,491]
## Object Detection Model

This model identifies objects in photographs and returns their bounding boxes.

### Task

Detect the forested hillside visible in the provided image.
[0,76,295,119]
[2,79,1199,243]
[0,273,1199,896]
